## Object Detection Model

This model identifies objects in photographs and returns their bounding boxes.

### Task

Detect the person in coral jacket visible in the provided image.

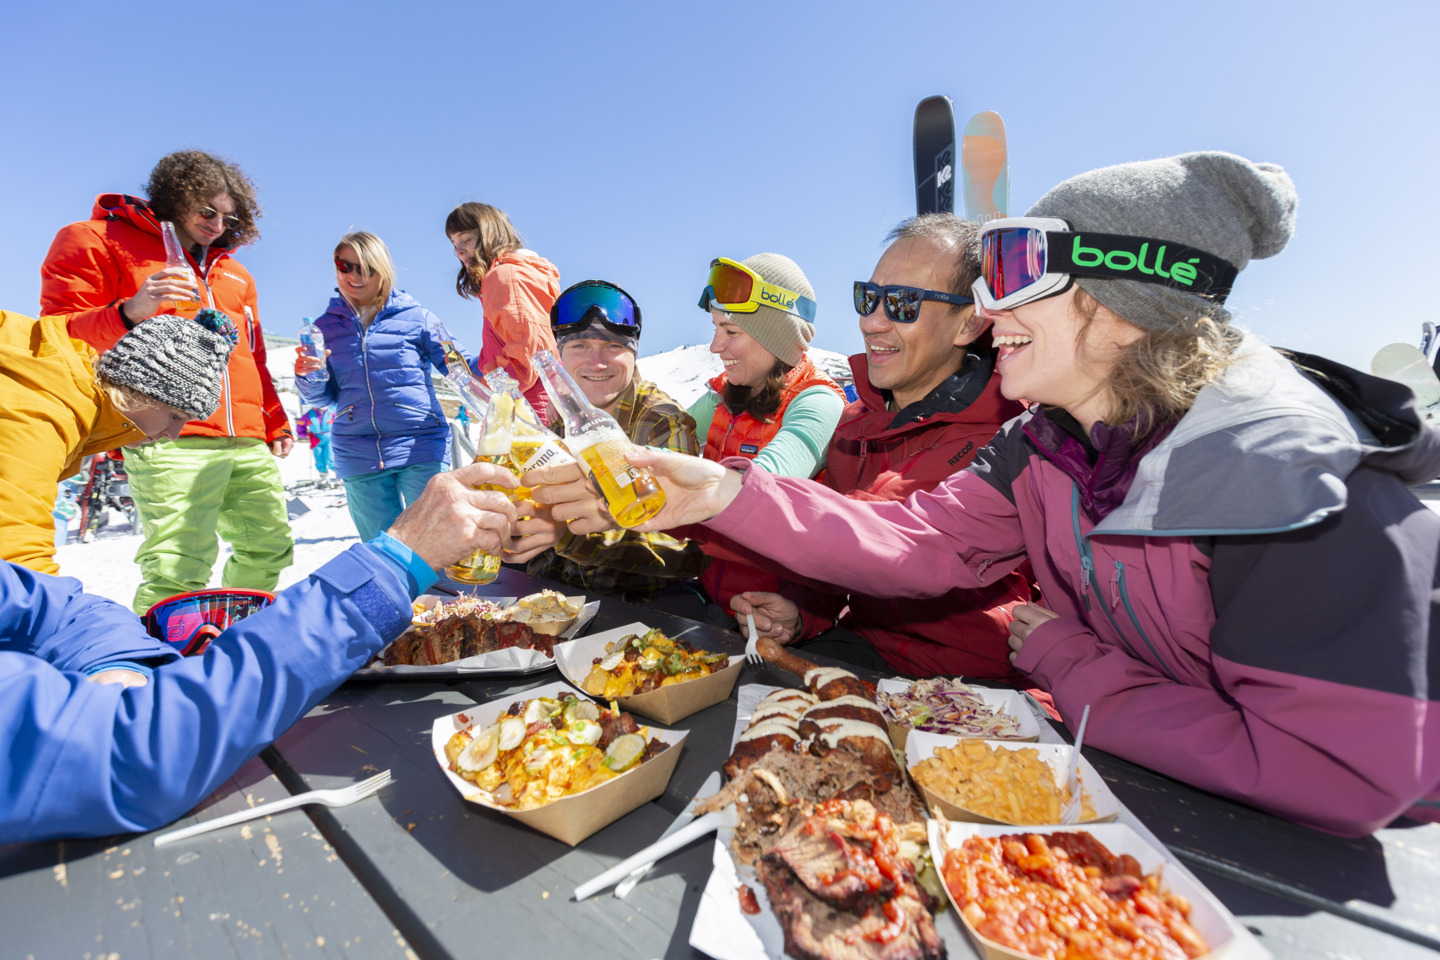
[40,151,295,614]
[445,202,561,423]
[625,153,1440,837]
[726,215,1032,681]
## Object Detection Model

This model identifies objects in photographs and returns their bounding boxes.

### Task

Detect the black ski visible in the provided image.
[913,95,956,215]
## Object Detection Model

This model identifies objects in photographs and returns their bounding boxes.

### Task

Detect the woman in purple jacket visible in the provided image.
[615,152,1440,837]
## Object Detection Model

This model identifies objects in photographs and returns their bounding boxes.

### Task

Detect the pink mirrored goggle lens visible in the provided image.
[981,227,1048,302]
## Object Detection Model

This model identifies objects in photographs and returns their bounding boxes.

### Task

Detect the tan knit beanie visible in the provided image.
[724,253,815,367]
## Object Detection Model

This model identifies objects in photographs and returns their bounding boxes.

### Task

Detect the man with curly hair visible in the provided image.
[40,150,295,614]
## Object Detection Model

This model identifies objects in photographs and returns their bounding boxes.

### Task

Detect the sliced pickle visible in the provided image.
[523,697,561,724]
[564,699,600,725]
[598,644,626,671]
[602,733,646,772]
[566,719,602,746]
[637,647,664,671]
[497,716,527,751]
[456,723,499,776]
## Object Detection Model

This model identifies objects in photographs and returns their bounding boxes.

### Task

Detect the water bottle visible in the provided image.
[298,318,328,383]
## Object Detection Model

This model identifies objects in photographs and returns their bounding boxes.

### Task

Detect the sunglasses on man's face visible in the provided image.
[197,206,241,230]
[335,257,372,277]
[853,281,973,323]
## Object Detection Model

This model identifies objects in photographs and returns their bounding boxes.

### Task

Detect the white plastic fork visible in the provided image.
[1060,705,1091,824]
[153,770,393,847]
[744,613,762,666]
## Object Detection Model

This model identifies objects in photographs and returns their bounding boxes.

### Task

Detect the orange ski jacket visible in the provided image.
[39,194,291,444]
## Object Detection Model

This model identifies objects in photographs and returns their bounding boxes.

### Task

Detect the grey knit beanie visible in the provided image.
[1027,151,1298,331]
[95,309,238,420]
[721,253,816,367]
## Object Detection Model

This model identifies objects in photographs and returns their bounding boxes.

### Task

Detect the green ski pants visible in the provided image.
[123,437,294,614]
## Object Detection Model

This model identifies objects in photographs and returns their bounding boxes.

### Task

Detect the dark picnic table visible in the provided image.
[3,565,1438,959]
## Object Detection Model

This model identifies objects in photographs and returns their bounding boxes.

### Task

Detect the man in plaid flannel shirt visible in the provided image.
[525,283,706,601]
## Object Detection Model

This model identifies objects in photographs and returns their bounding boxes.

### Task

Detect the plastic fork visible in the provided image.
[1060,705,1091,824]
[153,770,393,847]
[744,613,762,666]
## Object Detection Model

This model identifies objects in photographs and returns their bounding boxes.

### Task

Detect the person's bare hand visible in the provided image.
[622,447,743,532]
[730,591,801,645]
[270,436,294,457]
[1007,603,1060,662]
[123,267,199,322]
[293,345,331,376]
[87,669,149,688]
[387,461,519,569]
[504,501,565,564]
[523,461,617,535]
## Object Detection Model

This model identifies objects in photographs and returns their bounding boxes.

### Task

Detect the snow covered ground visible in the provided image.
[55,394,361,610]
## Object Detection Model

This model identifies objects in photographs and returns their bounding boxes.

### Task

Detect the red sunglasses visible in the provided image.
[334,257,372,276]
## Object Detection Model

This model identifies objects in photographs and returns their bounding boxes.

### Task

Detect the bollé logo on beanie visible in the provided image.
[1027,151,1298,332]
[721,253,816,368]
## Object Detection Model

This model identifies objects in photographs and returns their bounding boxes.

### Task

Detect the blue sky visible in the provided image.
[3,1,1435,371]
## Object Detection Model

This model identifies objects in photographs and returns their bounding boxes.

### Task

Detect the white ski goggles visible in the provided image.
[971,216,1239,312]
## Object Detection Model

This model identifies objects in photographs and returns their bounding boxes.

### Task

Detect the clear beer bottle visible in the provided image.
[532,350,665,528]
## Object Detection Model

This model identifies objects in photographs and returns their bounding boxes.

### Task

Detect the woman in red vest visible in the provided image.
[687,254,846,613]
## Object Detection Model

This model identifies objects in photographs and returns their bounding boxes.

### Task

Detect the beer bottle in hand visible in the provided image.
[533,350,665,528]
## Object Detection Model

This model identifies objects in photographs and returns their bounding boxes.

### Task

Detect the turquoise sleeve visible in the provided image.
[688,390,719,446]
[367,531,437,597]
[753,387,845,478]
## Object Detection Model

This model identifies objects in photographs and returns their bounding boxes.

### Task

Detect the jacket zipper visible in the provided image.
[191,246,236,436]
[1113,560,1181,682]
[352,304,385,469]
[976,548,1027,585]
[1071,485,1145,661]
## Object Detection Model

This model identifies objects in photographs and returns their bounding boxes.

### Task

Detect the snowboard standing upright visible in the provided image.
[913,95,956,216]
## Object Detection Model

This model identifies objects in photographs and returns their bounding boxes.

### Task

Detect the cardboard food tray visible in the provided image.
[929,820,1262,960]
[905,730,1121,825]
[877,678,1040,752]
[553,621,743,725]
[689,682,973,959]
[429,678,686,846]
[356,596,598,679]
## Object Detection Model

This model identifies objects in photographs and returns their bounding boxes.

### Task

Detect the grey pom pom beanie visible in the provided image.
[722,253,816,367]
[1027,151,1298,331]
[95,310,238,421]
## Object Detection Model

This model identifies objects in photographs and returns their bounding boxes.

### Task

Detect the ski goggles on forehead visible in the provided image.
[973,216,1240,311]
[853,281,973,323]
[550,280,643,337]
[697,257,818,324]
[141,588,275,656]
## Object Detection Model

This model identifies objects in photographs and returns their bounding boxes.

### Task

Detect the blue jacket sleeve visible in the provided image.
[295,367,339,407]
[0,562,179,672]
[0,545,414,843]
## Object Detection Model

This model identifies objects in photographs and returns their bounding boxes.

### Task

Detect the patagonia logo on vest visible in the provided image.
[1052,230,1239,303]
[740,443,759,455]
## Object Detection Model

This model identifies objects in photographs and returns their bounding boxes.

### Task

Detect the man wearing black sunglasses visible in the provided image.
[727,214,1036,681]
[40,150,295,614]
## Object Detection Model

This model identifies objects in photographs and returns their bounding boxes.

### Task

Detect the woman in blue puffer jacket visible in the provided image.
[295,231,478,540]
